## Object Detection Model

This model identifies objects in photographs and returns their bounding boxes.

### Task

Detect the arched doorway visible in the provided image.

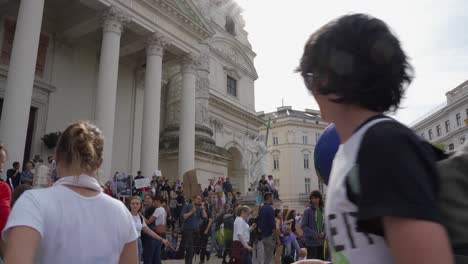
[227,147,247,193]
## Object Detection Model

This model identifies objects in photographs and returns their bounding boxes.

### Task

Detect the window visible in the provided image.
[449,143,455,151]
[315,133,321,143]
[445,120,451,133]
[273,136,279,145]
[436,125,441,137]
[460,137,466,145]
[428,129,433,140]
[305,178,311,194]
[273,156,280,170]
[304,153,310,169]
[303,135,308,145]
[227,76,237,97]
[456,113,461,126]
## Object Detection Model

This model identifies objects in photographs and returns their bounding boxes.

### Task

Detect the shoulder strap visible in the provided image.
[345,117,394,204]
[139,214,143,224]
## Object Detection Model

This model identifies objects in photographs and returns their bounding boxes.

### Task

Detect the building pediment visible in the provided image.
[210,37,258,80]
[142,0,215,40]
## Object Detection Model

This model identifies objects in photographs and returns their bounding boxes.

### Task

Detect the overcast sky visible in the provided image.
[235,0,468,125]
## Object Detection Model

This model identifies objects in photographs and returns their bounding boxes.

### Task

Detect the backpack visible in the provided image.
[436,146,468,262]
[348,118,468,261]
[223,214,235,230]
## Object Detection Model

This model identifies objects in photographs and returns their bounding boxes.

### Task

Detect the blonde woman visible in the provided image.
[128,196,170,261]
[2,121,138,264]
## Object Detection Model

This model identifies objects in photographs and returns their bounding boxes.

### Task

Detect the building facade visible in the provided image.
[412,80,468,153]
[258,106,328,210]
[0,0,264,191]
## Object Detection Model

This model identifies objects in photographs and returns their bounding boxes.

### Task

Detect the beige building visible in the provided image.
[0,0,263,191]
[411,80,468,153]
[258,106,328,210]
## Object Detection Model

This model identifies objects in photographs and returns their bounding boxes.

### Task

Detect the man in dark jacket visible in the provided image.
[257,192,276,264]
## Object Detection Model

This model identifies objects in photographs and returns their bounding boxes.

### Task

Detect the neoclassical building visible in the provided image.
[412,80,468,153]
[0,0,263,191]
[258,106,328,210]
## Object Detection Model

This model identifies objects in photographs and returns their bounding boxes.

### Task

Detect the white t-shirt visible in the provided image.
[152,207,167,226]
[326,118,393,264]
[132,214,147,237]
[233,216,250,245]
[2,185,138,264]
[267,178,275,188]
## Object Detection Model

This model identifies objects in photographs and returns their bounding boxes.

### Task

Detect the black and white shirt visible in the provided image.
[325,115,441,264]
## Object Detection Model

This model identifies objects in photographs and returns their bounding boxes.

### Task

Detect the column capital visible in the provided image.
[146,32,170,57]
[102,6,130,35]
[181,53,199,74]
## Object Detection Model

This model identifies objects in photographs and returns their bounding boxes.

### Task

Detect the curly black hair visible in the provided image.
[297,14,413,112]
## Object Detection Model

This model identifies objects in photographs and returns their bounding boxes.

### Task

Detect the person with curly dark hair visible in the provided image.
[296,14,453,264]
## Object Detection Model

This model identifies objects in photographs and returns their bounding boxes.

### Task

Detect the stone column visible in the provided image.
[195,44,213,136]
[178,54,198,178]
[95,7,128,181]
[140,33,169,177]
[0,0,45,164]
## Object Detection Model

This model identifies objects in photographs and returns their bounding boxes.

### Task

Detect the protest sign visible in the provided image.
[134,177,151,189]
[117,173,132,197]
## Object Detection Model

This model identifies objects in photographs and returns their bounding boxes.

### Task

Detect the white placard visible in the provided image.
[134,177,151,189]
[154,170,162,177]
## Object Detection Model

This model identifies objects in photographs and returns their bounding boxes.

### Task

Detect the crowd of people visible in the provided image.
[0,121,328,264]
[0,11,462,264]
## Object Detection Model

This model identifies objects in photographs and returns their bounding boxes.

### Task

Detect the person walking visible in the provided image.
[221,206,236,264]
[231,205,253,264]
[3,121,139,263]
[257,192,276,264]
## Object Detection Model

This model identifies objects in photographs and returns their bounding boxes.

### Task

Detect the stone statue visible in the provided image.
[242,135,268,190]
